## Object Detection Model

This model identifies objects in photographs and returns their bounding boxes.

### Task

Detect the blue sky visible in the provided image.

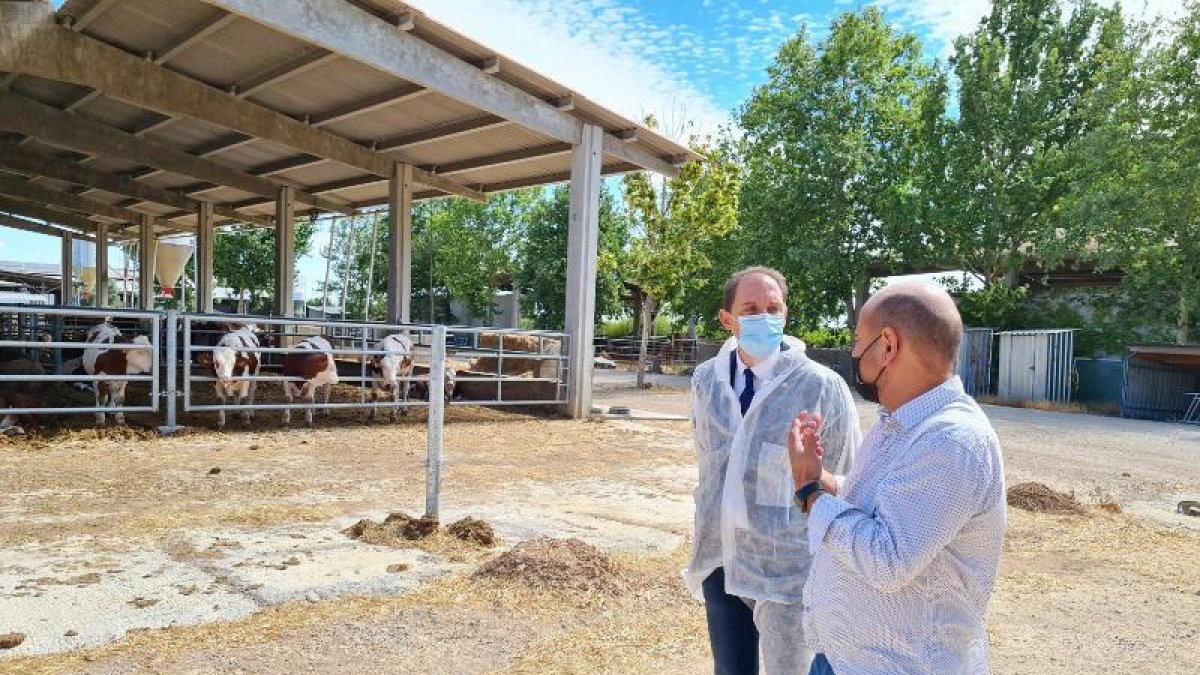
[6,0,1186,295]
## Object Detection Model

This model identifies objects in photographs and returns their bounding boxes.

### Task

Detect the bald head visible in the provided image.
[860,282,963,368]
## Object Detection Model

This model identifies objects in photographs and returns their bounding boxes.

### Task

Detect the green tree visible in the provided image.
[213,219,316,314]
[321,192,535,322]
[1051,3,1200,343]
[516,183,630,330]
[938,0,1126,285]
[739,9,938,330]
[624,131,739,384]
[623,135,740,327]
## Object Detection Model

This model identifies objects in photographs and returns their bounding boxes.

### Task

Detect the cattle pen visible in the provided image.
[0,302,570,519]
[0,0,699,423]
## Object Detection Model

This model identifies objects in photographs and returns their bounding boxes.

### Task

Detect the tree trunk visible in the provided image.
[1179,280,1192,345]
[636,297,651,388]
[844,277,871,330]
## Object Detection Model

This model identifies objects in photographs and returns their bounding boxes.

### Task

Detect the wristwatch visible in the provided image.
[794,481,825,514]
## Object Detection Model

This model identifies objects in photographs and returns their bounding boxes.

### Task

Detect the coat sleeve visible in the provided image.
[818,375,861,479]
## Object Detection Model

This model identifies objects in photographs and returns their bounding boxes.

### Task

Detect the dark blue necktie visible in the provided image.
[740,368,755,416]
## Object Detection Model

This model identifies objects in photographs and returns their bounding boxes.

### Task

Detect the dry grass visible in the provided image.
[498,542,708,674]
[976,396,1120,417]
[0,542,706,675]
[1003,507,1200,592]
[129,503,344,532]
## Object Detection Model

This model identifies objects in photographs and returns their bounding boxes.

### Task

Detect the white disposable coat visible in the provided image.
[685,336,861,603]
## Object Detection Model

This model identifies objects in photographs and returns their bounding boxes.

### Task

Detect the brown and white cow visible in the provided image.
[367,333,414,421]
[410,366,457,405]
[195,326,262,429]
[83,322,153,425]
[280,335,339,426]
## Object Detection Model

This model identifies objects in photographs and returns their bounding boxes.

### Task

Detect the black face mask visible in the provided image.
[852,333,887,403]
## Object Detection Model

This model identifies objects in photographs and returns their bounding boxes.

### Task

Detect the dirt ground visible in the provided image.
[1,373,1199,674]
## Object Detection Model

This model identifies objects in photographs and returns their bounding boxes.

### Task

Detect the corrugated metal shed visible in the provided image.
[1121,345,1200,421]
[997,329,1075,402]
[0,290,54,305]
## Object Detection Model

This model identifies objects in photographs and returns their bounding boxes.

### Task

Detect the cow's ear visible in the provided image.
[196,352,213,366]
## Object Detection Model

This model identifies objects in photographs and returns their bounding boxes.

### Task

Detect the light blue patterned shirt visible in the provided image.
[803,377,1006,675]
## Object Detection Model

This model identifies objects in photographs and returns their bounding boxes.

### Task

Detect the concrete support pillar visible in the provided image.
[60,233,74,306]
[387,161,414,324]
[275,185,295,317]
[138,214,156,310]
[196,201,214,313]
[564,123,603,419]
[94,223,109,308]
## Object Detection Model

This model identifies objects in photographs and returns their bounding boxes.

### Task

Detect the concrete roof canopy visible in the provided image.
[0,0,699,238]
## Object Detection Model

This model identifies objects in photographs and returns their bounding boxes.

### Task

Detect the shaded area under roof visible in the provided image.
[0,0,698,238]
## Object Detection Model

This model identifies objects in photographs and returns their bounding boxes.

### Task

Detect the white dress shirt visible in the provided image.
[733,349,777,398]
[802,376,1006,675]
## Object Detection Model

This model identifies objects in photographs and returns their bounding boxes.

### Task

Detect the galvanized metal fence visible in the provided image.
[0,304,161,417]
[1121,353,1200,422]
[594,335,698,372]
[957,328,994,397]
[1,304,574,519]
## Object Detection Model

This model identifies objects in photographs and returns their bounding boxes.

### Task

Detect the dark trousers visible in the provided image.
[702,568,759,675]
[808,653,834,674]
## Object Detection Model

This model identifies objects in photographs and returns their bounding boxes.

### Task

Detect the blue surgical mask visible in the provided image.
[736,313,785,361]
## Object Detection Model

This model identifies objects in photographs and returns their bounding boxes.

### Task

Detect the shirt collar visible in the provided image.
[736,349,779,383]
[883,376,965,431]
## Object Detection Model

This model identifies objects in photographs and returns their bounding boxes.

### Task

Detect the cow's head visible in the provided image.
[443,369,457,402]
[210,345,238,385]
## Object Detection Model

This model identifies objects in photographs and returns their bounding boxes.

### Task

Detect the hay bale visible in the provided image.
[447,517,498,547]
[473,537,622,594]
[473,333,562,378]
[1007,482,1087,514]
[452,374,559,402]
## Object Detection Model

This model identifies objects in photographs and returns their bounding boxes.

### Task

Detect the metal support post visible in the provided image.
[95,222,109,307]
[563,123,602,418]
[275,185,295,317]
[425,324,446,519]
[387,161,413,324]
[60,232,74,305]
[159,309,180,435]
[139,213,156,310]
[196,201,214,313]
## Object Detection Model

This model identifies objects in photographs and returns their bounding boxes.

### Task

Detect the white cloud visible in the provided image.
[881,0,1189,58]
[410,0,732,139]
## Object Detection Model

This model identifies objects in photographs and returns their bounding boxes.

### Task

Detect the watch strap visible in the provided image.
[794,481,824,513]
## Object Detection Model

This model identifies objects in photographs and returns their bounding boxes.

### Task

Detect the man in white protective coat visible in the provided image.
[686,266,861,675]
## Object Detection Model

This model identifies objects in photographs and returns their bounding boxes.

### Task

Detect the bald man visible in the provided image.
[787,282,1006,675]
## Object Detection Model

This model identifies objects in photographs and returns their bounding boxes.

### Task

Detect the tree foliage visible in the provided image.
[213,219,316,313]
[517,183,630,330]
[623,132,740,329]
[937,0,1127,284]
[738,9,938,330]
[1049,1,1200,343]
[320,192,535,322]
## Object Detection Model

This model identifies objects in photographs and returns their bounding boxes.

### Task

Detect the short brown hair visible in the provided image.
[723,266,788,312]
